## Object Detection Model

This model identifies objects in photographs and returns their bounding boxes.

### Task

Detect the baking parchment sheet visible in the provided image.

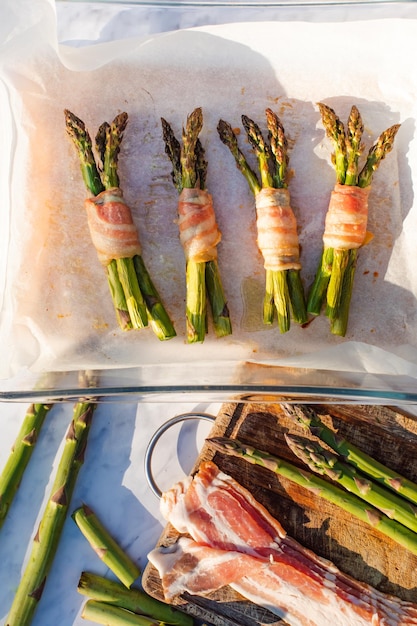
[1,0,417,381]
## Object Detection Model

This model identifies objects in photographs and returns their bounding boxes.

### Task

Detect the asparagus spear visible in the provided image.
[208,436,417,555]
[82,600,165,625]
[65,110,175,339]
[217,110,307,332]
[161,108,231,342]
[73,504,140,588]
[6,400,97,626]
[0,403,53,529]
[307,103,400,335]
[78,571,194,625]
[281,403,417,506]
[285,433,417,534]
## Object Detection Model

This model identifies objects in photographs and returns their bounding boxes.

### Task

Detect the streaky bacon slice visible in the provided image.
[149,461,417,626]
[177,188,221,263]
[322,183,371,250]
[148,536,265,600]
[84,187,142,265]
[255,187,301,272]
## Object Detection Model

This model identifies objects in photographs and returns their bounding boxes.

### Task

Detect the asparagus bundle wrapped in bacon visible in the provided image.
[307,103,401,336]
[217,109,307,333]
[161,107,231,343]
[65,110,176,340]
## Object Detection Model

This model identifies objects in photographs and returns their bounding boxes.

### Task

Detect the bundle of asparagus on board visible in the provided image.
[65,110,176,340]
[217,109,307,333]
[208,403,417,556]
[161,107,231,343]
[307,103,401,336]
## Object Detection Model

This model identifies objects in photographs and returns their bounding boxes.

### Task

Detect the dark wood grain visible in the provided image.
[142,403,417,625]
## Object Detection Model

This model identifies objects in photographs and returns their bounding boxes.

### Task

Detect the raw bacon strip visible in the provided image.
[84,187,142,266]
[148,536,265,600]
[152,461,417,626]
[255,187,301,271]
[322,183,371,250]
[177,188,221,263]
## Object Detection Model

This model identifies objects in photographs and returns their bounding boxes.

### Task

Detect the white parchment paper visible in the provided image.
[1,0,417,382]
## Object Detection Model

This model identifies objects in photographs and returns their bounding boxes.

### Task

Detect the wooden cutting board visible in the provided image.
[142,403,417,625]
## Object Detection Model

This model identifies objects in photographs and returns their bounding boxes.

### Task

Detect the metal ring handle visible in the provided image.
[144,412,216,498]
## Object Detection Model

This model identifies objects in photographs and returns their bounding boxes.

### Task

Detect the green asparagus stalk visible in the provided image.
[208,436,417,555]
[217,110,307,332]
[65,109,175,339]
[72,504,140,588]
[77,571,194,625]
[81,600,164,625]
[6,400,97,626]
[285,433,417,534]
[307,103,400,335]
[281,403,417,506]
[161,108,231,342]
[0,403,53,529]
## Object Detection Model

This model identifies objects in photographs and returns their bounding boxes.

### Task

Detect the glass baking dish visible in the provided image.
[1,0,417,403]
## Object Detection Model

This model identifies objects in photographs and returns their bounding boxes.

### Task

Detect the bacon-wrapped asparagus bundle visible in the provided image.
[65,110,176,340]
[161,107,231,343]
[307,103,400,336]
[218,110,307,333]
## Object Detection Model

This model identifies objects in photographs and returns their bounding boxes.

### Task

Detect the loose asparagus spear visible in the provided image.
[281,403,417,506]
[82,600,165,625]
[217,110,307,332]
[73,504,140,588]
[161,108,231,343]
[0,403,53,529]
[307,103,400,335]
[6,400,97,626]
[285,433,417,534]
[65,110,176,339]
[208,436,417,555]
[78,571,194,625]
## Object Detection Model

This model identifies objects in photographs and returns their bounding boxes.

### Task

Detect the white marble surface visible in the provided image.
[1,2,417,625]
[0,399,218,625]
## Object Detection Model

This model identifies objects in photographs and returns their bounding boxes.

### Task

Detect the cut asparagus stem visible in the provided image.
[281,403,417,506]
[77,572,194,625]
[81,600,162,626]
[205,259,232,337]
[208,436,417,555]
[270,268,290,333]
[306,247,334,316]
[66,109,175,338]
[162,108,231,342]
[285,433,417,534]
[307,103,400,335]
[185,260,207,343]
[132,255,176,340]
[217,112,307,331]
[328,248,357,336]
[6,400,97,626]
[107,260,133,331]
[0,403,53,529]
[115,257,148,329]
[72,504,140,588]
